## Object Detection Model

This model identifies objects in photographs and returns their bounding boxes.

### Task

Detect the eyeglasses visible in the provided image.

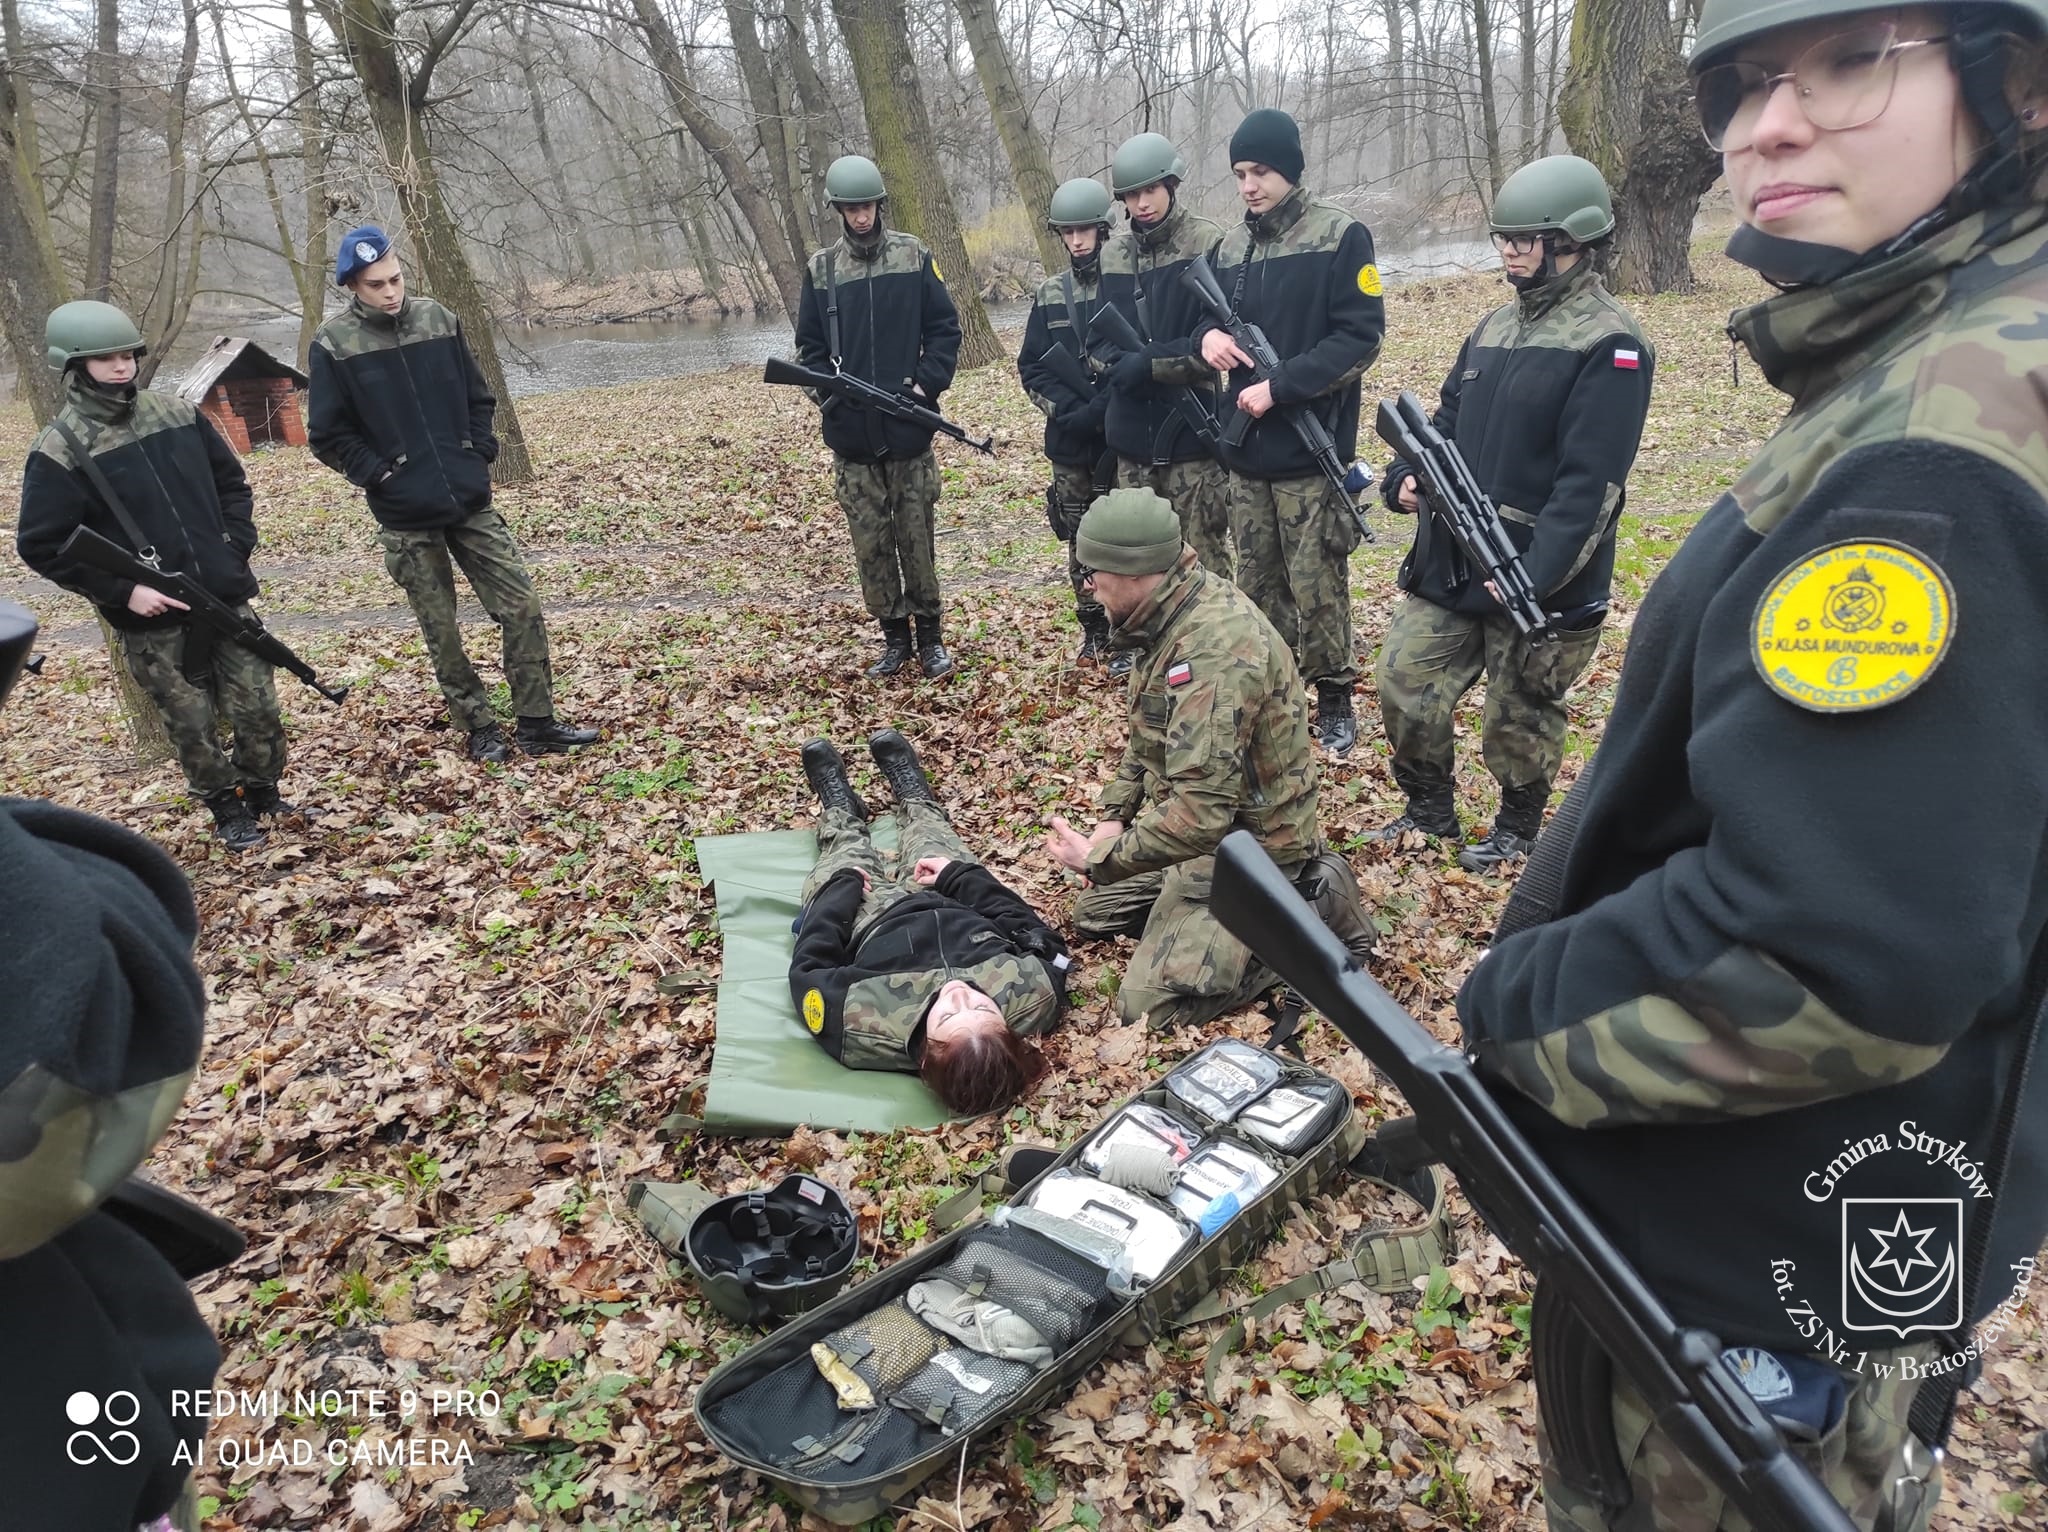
[1694,23,1949,151]
[1489,231,1544,255]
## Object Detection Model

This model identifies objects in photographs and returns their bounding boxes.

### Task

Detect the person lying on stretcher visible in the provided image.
[790,730,1071,1115]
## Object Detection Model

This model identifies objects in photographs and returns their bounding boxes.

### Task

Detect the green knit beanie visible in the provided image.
[1075,488,1183,575]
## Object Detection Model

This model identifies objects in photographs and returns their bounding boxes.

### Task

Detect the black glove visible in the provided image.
[1109,351,1150,390]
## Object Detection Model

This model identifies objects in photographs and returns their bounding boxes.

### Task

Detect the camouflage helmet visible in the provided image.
[683,1175,859,1326]
[1110,132,1186,196]
[1489,155,1616,243]
[1048,177,1114,230]
[824,155,888,205]
[45,300,146,372]
[1691,0,2048,67]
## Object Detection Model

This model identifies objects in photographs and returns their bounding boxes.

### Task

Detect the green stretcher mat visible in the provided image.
[688,826,956,1136]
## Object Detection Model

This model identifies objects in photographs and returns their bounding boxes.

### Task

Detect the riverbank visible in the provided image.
[0,247,2039,1532]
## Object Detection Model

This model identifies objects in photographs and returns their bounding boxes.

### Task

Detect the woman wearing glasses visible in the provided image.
[1372,154,1655,870]
[1454,2,2048,1528]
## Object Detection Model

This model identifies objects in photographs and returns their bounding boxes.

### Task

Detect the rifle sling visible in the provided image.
[823,251,841,367]
[50,416,163,565]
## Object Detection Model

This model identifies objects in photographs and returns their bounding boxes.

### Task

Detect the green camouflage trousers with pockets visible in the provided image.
[1229,470,1358,687]
[835,450,942,622]
[1117,456,1234,583]
[1542,1326,1942,1531]
[1374,595,1603,798]
[1073,856,1274,1030]
[802,801,976,935]
[377,509,554,729]
[121,619,286,797]
[1049,461,1105,619]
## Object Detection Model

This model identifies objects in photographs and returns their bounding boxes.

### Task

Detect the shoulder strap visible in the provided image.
[824,250,841,367]
[49,415,162,566]
[1060,270,1085,345]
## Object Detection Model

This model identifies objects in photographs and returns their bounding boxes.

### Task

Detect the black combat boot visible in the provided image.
[1076,608,1111,664]
[202,788,267,853]
[866,619,913,679]
[914,615,955,680]
[243,781,315,819]
[1367,775,1460,844]
[1314,681,1358,757]
[468,723,513,764]
[517,717,600,755]
[801,738,869,821]
[1459,783,1548,872]
[869,728,938,806]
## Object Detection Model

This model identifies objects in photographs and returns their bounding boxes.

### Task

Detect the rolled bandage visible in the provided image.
[1093,1140,1177,1197]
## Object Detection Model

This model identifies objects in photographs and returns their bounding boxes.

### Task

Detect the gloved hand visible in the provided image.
[1109,351,1150,390]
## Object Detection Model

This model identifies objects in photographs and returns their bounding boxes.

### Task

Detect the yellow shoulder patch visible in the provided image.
[931,258,945,284]
[1356,263,1384,297]
[803,989,826,1034]
[1750,541,1956,713]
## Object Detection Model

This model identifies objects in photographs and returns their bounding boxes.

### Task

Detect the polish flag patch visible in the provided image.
[1166,660,1194,687]
[1613,348,1641,370]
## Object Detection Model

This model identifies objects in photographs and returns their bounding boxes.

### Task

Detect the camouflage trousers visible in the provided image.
[1049,461,1106,620]
[802,801,975,937]
[1541,1322,1942,1531]
[1229,471,1359,687]
[120,618,286,798]
[835,451,942,622]
[1374,595,1602,800]
[1117,456,1234,582]
[1073,855,1277,1030]
[377,509,554,730]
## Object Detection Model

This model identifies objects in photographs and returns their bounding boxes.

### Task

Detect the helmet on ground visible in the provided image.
[1048,177,1114,229]
[1110,132,1186,196]
[1489,155,1616,243]
[683,1174,859,1325]
[824,155,888,205]
[45,300,146,372]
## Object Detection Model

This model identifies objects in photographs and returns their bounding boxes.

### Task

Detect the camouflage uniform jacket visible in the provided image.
[17,373,258,631]
[794,227,961,463]
[1457,200,2048,1347]
[1018,265,1109,467]
[0,799,216,1524]
[1197,184,1384,480]
[788,863,1068,1072]
[1098,202,1226,466]
[1089,549,1321,883]
[308,295,498,531]
[1381,259,1653,616]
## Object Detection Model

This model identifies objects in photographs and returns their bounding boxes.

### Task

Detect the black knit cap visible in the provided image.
[1229,108,1304,184]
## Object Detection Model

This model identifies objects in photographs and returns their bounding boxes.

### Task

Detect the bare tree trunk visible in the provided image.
[1385,0,1407,179]
[781,0,837,236]
[949,0,1062,272]
[1471,0,1506,194]
[1519,0,1539,161]
[135,0,200,388]
[625,0,803,318]
[317,0,535,482]
[829,0,1001,368]
[514,22,598,278]
[287,0,328,362]
[0,2,61,423]
[1558,0,1718,291]
[725,0,810,271]
[83,0,119,300]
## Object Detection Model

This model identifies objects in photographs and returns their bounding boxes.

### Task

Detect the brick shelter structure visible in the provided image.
[176,336,310,453]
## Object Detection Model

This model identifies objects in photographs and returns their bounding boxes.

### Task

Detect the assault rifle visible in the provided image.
[763,356,993,455]
[1180,255,1372,544]
[58,526,349,704]
[1084,300,1222,461]
[1209,828,1861,1532]
[1375,390,1548,637]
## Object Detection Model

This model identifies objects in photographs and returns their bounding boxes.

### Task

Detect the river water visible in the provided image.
[157,233,1496,400]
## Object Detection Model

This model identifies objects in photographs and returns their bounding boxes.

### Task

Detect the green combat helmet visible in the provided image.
[824,154,888,206]
[1048,177,1114,230]
[1693,0,2048,66]
[1489,155,1615,243]
[45,299,146,372]
[1110,132,1187,196]
[632,1174,859,1326]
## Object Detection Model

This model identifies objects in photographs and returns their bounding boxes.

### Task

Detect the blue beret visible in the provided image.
[335,226,393,287]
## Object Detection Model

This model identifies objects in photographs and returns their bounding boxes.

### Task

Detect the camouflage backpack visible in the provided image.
[690,1041,1452,1524]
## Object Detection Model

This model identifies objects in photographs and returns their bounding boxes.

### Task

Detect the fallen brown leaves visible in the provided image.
[0,262,2039,1532]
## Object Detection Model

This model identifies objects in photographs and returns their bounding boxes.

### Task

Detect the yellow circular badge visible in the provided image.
[1750,541,1956,712]
[1356,263,1384,297]
[931,259,945,284]
[802,989,826,1033]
